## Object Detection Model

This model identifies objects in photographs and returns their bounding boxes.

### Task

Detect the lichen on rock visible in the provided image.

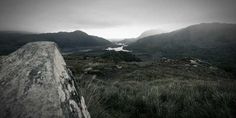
[0,41,90,118]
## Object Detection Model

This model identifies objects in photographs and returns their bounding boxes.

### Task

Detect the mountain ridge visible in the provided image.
[0,30,111,55]
[128,23,236,75]
[138,29,165,39]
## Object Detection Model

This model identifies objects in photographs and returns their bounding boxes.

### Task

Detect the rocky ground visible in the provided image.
[65,54,233,81]
[0,56,5,68]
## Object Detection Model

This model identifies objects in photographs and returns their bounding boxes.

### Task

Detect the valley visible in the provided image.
[0,23,236,118]
[1,0,236,117]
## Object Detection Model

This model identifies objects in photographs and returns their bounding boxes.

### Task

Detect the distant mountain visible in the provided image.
[0,30,111,55]
[117,29,165,45]
[128,23,236,74]
[138,29,165,39]
[118,38,138,45]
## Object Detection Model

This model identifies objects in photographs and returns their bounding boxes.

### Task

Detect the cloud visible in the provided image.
[0,0,236,38]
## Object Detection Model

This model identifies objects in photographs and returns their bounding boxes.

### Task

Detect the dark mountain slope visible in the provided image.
[118,29,164,45]
[128,23,236,74]
[0,30,111,55]
[138,29,165,39]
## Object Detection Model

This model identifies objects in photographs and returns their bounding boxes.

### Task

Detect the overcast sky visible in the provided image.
[0,0,236,39]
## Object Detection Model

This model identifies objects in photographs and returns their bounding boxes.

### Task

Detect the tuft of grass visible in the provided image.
[78,78,236,118]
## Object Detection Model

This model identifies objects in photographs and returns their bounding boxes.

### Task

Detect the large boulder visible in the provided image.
[0,41,90,118]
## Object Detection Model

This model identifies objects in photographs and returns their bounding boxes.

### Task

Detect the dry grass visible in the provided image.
[65,55,236,118]
[78,78,236,118]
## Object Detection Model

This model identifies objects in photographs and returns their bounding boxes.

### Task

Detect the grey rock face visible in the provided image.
[0,41,90,118]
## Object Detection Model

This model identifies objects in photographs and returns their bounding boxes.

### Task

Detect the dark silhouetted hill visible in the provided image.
[138,29,165,39]
[0,30,111,55]
[128,23,236,74]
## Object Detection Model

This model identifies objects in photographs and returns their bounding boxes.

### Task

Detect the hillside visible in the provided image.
[64,53,236,118]
[138,29,165,39]
[128,23,236,74]
[118,29,164,45]
[0,30,111,55]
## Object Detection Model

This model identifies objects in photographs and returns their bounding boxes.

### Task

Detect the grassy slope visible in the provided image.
[65,54,236,118]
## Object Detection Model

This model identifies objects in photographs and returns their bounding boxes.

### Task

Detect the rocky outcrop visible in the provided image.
[0,41,90,118]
